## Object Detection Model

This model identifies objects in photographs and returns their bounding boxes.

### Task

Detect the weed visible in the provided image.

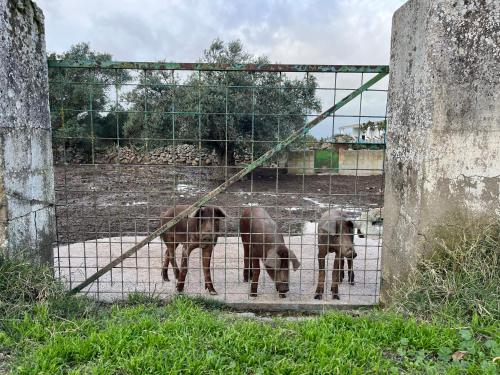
[389,213,499,325]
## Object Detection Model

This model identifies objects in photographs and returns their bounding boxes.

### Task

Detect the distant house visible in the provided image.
[338,122,385,143]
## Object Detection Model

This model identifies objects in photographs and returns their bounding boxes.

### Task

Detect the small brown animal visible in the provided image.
[240,207,300,298]
[314,209,360,300]
[159,205,226,295]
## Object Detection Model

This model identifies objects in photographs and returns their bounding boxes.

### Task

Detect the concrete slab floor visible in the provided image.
[53,227,382,308]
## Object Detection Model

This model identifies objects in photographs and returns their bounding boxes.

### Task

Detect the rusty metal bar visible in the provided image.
[68,70,388,295]
[48,59,389,74]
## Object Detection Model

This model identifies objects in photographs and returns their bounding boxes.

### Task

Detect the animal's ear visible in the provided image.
[288,249,301,271]
[189,207,204,218]
[345,220,354,234]
[212,206,226,218]
[263,248,280,269]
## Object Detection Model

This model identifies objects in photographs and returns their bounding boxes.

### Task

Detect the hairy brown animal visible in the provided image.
[159,205,226,295]
[240,207,300,298]
[314,209,359,300]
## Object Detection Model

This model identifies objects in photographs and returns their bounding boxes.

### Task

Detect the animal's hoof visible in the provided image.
[243,278,249,283]
[349,281,355,286]
[249,292,258,298]
[314,294,323,300]
[205,285,218,296]
[161,269,169,282]
[332,294,340,300]
[176,284,184,293]
[278,293,287,298]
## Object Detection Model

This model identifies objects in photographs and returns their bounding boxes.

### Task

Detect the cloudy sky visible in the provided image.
[37,0,406,137]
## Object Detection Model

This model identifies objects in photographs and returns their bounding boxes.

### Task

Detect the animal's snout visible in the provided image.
[276,282,289,294]
[200,234,217,244]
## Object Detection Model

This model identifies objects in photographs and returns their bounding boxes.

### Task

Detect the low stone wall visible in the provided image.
[54,144,253,166]
[338,149,384,176]
[99,145,222,166]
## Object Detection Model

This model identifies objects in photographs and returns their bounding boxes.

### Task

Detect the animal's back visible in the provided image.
[318,209,343,235]
[160,205,190,240]
[240,207,279,247]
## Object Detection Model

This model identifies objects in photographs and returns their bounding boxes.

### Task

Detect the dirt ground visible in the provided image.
[54,164,384,244]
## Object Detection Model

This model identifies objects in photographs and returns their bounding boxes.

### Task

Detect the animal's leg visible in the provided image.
[347,258,354,285]
[339,257,345,283]
[331,256,341,300]
[249,257,261,297]
[242,241,252,282]
[202,245,217,295]
[161,242,178,282]
[314,245,327,300]
[176,243,196,293]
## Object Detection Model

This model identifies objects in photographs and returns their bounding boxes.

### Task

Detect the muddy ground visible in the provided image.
[54,165,384,244]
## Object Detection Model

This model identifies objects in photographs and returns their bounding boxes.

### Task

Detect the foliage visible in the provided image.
[359,120,386,133]
[389,213,499,327]
[48,43,130,153]
[314,149,339,171]
[123,39,321,163]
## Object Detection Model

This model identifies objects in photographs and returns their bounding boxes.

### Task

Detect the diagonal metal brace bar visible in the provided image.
[69,71,388,295]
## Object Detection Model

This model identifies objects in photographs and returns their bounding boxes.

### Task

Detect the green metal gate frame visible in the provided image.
[47,60,389,295]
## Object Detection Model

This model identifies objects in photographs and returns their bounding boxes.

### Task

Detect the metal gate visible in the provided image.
[48,60,387,309]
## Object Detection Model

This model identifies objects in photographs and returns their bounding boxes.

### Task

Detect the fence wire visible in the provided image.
[48,60,387,308]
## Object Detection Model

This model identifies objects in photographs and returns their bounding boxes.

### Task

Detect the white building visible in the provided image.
[338,122,385,143]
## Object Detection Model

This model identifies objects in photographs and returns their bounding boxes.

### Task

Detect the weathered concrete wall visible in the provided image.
[338,149,384,176]
[0,0,55,263]
[382,0,499,301]
[287,149,315,175]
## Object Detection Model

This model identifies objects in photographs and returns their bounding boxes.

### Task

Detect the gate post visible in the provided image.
[382,0,499,303]
[0,0,55,264]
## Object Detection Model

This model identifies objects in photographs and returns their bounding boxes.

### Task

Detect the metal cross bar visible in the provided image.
[47,59,389,74]
[68,70,388,294]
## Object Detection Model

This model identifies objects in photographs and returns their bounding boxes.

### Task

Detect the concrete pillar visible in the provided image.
[382,0,499,301]
[0,0,55,264]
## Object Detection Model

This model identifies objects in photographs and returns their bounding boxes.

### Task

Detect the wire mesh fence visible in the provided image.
[48,60,387,308]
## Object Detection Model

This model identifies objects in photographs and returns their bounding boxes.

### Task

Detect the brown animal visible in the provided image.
[240,207,300,298]
[314,209,361,300]
[159,205,226,295]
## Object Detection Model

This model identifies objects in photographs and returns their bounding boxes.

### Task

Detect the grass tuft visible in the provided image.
[389,212,499,325]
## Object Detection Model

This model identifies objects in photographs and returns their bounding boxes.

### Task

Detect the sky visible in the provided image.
[37,0,406,138]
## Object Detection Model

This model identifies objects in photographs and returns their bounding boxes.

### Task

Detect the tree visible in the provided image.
[124,39,321,164]
[123,69,177,149]
[48,43,130,153]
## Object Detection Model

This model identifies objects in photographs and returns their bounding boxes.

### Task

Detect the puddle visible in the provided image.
[302,221,318,235]
[125,201,148,206]
[302,197,328,208]
[176,183,205,194]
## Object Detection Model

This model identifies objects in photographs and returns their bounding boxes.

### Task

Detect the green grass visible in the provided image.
[314,149,339,171]
[0,296,497,374]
